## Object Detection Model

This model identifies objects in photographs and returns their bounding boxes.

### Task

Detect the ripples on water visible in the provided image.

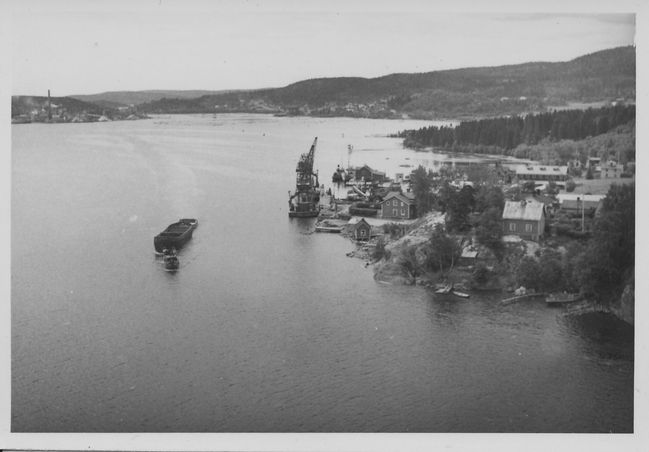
[11,114,633,432]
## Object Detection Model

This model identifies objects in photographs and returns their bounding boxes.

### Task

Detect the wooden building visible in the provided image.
[515,165,569,182]
[351,165,387,184]
[380,192,416,220]
[556,194,605,214]
[351,218,372,241]
[502,199,546,241]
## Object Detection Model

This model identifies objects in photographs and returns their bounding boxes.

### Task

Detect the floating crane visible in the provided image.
[288,137,320,217]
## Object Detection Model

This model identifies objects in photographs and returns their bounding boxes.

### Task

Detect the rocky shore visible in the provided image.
[335,209,634,326]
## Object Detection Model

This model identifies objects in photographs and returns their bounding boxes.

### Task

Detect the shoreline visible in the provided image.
[333,208,634,326]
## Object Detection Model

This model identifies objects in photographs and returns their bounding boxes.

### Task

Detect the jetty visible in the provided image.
[501,292,546,305]
[546,292,581,306]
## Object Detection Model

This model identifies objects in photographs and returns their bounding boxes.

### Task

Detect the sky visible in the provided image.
[5,0,638,96]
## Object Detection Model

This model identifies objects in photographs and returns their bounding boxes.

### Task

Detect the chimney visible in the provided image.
[47,89,52,120]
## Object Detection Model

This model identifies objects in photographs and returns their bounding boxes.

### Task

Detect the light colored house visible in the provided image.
[502,199,546,241]
[516,165,569,183]
[599,161,622,179]
[380,192,416,220]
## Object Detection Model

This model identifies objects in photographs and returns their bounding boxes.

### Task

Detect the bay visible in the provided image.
[11,114,633,432]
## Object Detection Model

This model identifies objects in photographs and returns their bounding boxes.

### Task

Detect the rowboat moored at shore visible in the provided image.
[434,284,453,294]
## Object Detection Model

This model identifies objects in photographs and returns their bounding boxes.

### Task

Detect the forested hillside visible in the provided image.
[70,89,239,107]
[397,104,635,149]
[139,46,635,119]
[395,104,636,166]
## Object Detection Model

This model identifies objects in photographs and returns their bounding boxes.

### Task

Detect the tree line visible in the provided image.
[397,105,635,151]
[514,183,634,300]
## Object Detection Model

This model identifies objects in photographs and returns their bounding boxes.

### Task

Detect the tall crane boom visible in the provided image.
[295,137,318,189]
[288,137,320,218]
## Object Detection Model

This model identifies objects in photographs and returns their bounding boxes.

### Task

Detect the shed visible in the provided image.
[459,248,479,266]
[351,218,372,241]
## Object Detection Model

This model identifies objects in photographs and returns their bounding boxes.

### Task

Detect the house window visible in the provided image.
[393,209,398,216]
[525,223,533,232]
[401,209,405,216]
[509,222,516,232]
[393,200,398,206]
[360,229,366,237]
[400,202,404,207]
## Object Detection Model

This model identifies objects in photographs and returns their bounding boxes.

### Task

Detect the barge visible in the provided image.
[154,218,198,253]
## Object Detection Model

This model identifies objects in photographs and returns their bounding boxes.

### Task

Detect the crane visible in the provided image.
[288,137,320,217]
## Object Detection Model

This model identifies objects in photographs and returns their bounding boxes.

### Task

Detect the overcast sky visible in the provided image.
[6,1,638,96]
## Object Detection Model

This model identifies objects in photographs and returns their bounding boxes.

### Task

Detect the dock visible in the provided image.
[546,293,581,306]
[501,293,546,305]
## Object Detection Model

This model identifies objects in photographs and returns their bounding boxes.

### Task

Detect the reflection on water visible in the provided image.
[12,114,632,432]
[561,312,634,361]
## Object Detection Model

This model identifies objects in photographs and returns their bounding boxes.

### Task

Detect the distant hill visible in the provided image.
[139,46,635,119]
[12,95,107,117]
[70,89,243,107]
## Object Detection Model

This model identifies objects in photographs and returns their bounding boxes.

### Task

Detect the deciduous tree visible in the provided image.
[475,207,504,259]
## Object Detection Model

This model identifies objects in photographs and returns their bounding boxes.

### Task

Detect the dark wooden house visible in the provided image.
[352,165,387,184]
[380,192,416,220]
[352,218,372,241]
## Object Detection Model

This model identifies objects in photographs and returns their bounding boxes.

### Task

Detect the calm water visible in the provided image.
[12,114,633,432]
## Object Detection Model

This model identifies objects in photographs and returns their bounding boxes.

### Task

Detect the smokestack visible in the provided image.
[47,89,52,120]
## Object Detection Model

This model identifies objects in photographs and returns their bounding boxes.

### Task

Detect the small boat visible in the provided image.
[154,218,198,253]
[452,290,470,298]
[163,255,179,270]
[161,248,179,270]
[546,292,581,306]
[434,284,453,294]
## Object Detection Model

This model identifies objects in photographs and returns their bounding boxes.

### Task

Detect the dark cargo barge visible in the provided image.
[154,218,198,253]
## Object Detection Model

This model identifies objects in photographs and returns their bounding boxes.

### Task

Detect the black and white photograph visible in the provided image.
[1,0,646,450]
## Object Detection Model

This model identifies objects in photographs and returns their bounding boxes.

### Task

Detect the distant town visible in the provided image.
[11,90,149,124]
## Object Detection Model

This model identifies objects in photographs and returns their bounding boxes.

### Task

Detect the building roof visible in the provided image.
[502,200,545,221]
[461,249,478,259]
[354,165,386,176]
[556,194,605,203]
[351,218,371,230]
[382,191,415,205]
[528,194,556,206]
[516,165,568,176]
